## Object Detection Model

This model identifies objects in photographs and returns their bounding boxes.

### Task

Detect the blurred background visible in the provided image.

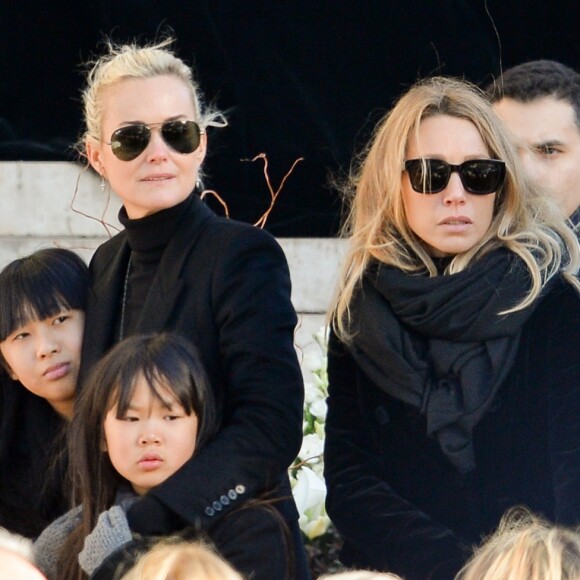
[1,1,579,236]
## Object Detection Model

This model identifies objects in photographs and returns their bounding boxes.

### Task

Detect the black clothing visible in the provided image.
[346,250,536,472]
[80,193,309,578]
[0,380,67,538]
[116,195,189,340]
[93,507,292,580]
[325,271,580,580]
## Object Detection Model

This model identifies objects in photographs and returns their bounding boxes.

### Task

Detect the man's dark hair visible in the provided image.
[487,60,580,129]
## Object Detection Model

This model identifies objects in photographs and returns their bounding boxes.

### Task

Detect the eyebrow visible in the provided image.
[126,398,177,411]
[530,139,565,149]
[118,115,187,127]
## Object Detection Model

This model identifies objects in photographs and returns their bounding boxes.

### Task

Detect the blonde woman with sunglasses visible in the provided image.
[324,76,580,580]
[76,38,308,580]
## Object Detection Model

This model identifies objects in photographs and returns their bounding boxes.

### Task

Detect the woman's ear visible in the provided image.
[197,132,208,165]
[86,139,106,179]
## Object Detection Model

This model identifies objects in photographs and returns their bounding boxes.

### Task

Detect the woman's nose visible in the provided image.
[145,128,169,163]
[36,331,60,358]
[442,173,467,205]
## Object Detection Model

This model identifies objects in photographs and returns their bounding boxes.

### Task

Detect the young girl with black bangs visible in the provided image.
[0,248,88,538]
[34,333,293,580]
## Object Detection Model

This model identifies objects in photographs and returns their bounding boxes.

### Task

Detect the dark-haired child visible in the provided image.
[0,248,89,538]
[34,333,293,580]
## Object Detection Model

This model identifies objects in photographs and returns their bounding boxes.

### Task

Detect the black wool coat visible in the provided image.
[80,195,305,562]
[91,503,294,580]
[0,381,66,538]
[324,278,580,580]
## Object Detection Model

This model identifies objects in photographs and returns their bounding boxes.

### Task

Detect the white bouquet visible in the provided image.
[291,327,331,540]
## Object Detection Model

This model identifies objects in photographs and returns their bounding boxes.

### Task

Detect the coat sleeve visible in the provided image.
[208,503,291,580]
[127,227,304,534]
[545,283,580,525]
[324,329,467,580]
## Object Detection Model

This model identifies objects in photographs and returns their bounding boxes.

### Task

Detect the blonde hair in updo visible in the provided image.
[329,76,580,340]
[80,38,225,151]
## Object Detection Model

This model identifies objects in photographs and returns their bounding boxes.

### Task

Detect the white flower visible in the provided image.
[304,381,324,405]
[292,466,327,516]
[314,325,329,346]
[299,433,324,463]
[310,398,328,420]
[302,514,332,540]
[291,326,332,541]
[302,351,325,374]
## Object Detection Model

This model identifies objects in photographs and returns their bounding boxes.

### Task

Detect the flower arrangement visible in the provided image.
[290,326,344,575]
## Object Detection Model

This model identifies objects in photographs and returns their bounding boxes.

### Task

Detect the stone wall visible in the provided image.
[0,162,347,366]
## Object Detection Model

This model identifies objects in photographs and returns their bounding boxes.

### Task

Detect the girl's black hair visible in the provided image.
[87,332,217,451]
[60,333,218,579]
[0,248,89,341]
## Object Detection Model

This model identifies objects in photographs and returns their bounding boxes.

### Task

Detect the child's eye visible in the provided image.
[53,315,70,325]
[164,414,181,421]
[122,415,139,422]
[12,331,29,341]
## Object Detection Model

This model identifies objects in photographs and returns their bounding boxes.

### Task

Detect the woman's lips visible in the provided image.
[439,216,473,231]
[141,174,174,182]
[43,362,70,380]
[439,215,472,225]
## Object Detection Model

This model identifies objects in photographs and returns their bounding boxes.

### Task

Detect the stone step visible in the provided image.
[0,162,347,314]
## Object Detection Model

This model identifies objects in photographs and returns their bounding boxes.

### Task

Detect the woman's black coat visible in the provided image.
[0,381,66,537]
[324,278,580,580]
[80,194,304,552]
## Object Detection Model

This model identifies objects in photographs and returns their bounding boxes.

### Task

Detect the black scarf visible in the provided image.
[346,248,545,473]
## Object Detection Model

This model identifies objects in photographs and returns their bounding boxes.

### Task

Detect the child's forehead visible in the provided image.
[111,375,181,410]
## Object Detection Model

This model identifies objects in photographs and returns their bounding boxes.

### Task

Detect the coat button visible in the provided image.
[235,484,246,495]
[375,406,389,425]
[220,495,230,505]
[228,489,238,500]
[205,507,215,517]
[212,501,223,511]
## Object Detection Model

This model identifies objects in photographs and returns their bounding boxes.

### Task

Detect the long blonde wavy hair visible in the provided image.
[330,76,580,339]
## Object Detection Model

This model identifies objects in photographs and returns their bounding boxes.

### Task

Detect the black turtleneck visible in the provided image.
[116,194,194,340]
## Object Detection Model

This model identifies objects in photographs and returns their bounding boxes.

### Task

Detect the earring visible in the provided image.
[100,175,106,192]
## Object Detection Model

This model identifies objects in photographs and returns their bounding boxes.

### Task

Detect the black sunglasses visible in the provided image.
[404,158,506,195]
[107,120,204,161]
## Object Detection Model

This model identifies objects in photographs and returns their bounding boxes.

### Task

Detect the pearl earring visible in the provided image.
[100,175,106,192]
